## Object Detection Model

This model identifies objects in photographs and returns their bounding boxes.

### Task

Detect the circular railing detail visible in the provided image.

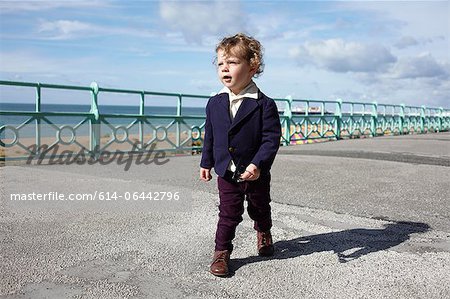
[114,126,129,143]
[0,125,19,147]
[57,125,76,145]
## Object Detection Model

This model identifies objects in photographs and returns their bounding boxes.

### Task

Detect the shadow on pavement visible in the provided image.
[230,221,430,275]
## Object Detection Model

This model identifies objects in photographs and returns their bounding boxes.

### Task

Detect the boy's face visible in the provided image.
[217,49,256,95]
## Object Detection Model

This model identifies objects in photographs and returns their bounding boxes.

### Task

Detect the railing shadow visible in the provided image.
[230,221,430,275]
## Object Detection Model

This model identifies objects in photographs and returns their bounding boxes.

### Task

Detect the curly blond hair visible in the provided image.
[215,33,264,77]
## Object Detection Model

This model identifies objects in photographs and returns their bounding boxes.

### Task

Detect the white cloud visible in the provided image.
[0,0,110,12]
[390,53,449,79]
[394,36,419,49]
[36,19,156,40]
[394,35,445,50]
[38,20,93,40]
[286,41,449,107]
[336,1,449,37]
[290,39,397,73]
[341,57,450,107]
[335,1,449,59]
[159,0,248,44]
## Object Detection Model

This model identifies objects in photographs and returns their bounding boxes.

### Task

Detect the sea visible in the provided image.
[0,103,206,138]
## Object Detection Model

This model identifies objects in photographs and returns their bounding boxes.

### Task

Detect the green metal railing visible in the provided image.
[278,97,449,145]
[1,80,449,161]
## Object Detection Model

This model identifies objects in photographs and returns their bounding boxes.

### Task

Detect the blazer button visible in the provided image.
[228,147,235,153]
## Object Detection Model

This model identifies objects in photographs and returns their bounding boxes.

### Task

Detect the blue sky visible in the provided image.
[0,0,449,108]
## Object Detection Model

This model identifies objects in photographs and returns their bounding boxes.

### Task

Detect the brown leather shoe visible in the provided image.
[257,231,274,256]
[210,250,230,277]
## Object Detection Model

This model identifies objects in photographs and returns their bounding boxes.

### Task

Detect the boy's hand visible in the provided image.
[200,167,212,182]
[240,163,260,181]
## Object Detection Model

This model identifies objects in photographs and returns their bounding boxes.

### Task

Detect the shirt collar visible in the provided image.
[219,80,259,101]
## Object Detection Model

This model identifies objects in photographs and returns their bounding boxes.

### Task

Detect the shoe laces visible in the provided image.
[214,251,229,262]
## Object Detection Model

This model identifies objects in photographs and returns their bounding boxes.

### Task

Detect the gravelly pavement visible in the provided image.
[1,132,449,298]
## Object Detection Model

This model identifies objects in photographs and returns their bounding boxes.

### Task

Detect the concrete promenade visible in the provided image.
[1,132,449,298]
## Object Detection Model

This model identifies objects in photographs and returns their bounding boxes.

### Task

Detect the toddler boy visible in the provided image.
[200,33,281,277]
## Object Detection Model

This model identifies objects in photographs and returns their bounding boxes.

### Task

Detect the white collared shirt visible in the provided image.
[218,80,259,172]
[219,80,259,121]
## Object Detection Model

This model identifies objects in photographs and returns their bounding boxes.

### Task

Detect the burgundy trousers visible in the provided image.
[215,171,273,252]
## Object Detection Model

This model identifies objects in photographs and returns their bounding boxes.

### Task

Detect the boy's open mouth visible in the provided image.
[223,75,232,80]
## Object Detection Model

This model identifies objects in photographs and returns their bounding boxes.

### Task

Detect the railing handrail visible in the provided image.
[1,79,448,111]
[1,79,449,161]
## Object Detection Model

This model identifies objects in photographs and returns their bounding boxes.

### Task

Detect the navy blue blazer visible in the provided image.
[200,90,281,177]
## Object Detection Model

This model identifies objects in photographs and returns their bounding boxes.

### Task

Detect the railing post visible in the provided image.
[305,100,310,138]
[399,104,405,134]
[438,107,443,132]
[284,95,293,146]
[320,101,325,137]
[176,94,182,117]
[335,99,342,140]
[444,109,448,131]
[371,101,378,137]
[349,102,354,136]
[176,94,182,150]
[35,83,41,155]
[90,82,100,158]
[420,105,426,133]
[139,91,145,150]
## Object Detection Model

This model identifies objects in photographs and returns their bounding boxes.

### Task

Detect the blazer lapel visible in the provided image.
[217,93,232,124]
[230,97,260,130]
